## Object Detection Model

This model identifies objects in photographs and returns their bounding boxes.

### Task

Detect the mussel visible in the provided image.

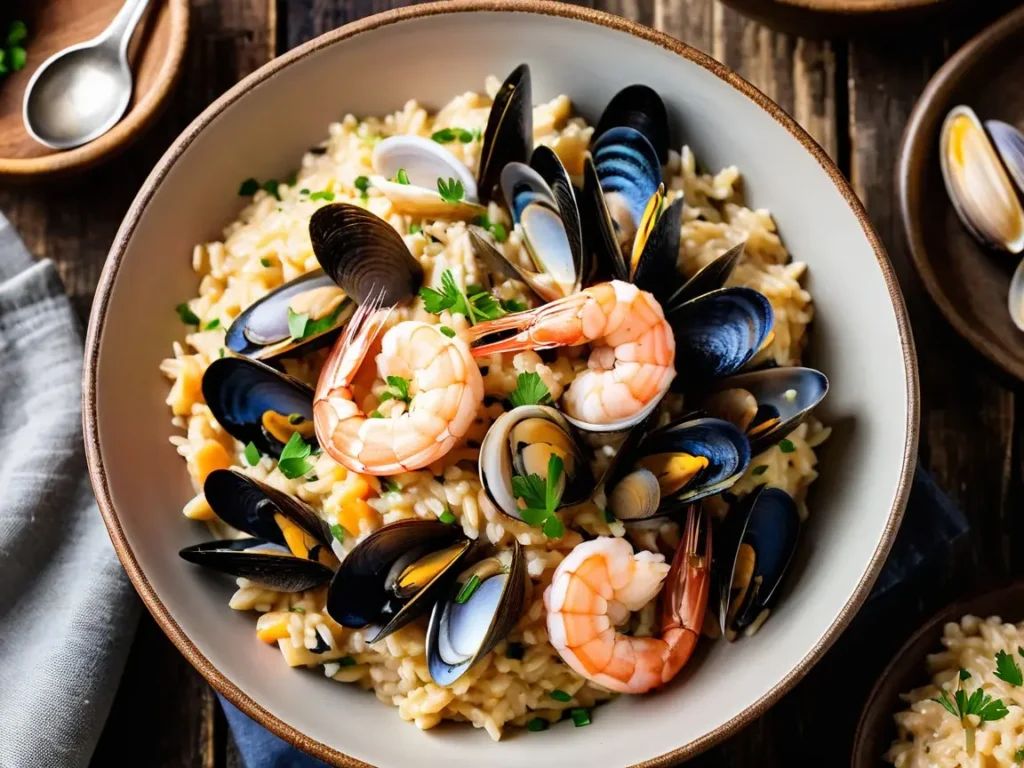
[940,105,1024,255]
[478,63,533,203]
[179,468,336,591]
[594,84,669,164]
[603,416,751,521]
[479,405,593,522]
[326,519,473,643]
[701,367,828,455]
[716,486,800,638]
[225,270,354,360]
[471,145,584,302]
[426,541,526,686]
[664,242,745,311]
[202,357,317,457]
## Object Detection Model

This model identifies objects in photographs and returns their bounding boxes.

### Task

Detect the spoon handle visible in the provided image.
[102,0,153,56]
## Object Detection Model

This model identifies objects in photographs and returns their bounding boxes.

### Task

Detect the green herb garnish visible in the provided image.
[382,479,401,493]
[512,455,564,538]
[7,21,27,47]
[354,176,370,199]
[419,269,505,324]
[604,508,616,523]
[437,177,465,204]
[527,718,548,732]
[455,574,482,604]
[175,302,200,326]
[396,169,410,185]
[499,298,526,313]
[338,656,357,667]
[277,432,314,479]
[238,178,259,196]
[330,523,345,543]
[439,508,456,524]
[509,372,552,408]
[299,188,310,196]
[378,376,411,405]
[244,442,261,467]
[439,326,456,338]
[287,303,343,342]
[260,258,272,268]
[1015,747,1024,762]
[751,465,769,476]
[370,410,384,419]
[409,223,421,235]
[431,127,475,144]
[778,439,796,453]
[204,318,221,330]
[309,190,335,202]
[218,348,225,359]
[996,650,1023,686]
[549,689,571,702]
[570,708,591,727]
[262,179,281,200]
[932,667,1010,755]
[289,606,306,614]
[491,223,508,242]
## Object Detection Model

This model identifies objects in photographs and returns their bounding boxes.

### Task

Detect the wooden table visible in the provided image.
[7,0,1012,764]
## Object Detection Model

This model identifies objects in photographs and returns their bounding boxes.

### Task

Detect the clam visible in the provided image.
[426,541,527,686]
[201,357,317,457]
[326,519,473,643]
[478,63,533,203]
[479,405,593,522]
[604,416,751,521]
[701,367,828,455]
[310,204,424,307]
[371,135,487,221]
[179,468,336,591]
[225,269,354,360]
[471,146,584,302]
[716,486,800,637]
[939,105,1024,254]
[667,287,775,386]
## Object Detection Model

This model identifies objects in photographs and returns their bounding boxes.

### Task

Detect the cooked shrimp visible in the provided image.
[544,506,711,694]
[468,280,675,428]
[313,294,484,475]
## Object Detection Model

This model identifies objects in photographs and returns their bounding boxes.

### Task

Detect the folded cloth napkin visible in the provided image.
[0,214,968,768]
[0,215,140,768]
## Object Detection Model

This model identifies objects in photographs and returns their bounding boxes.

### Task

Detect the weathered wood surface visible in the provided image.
[37,0,1018,764]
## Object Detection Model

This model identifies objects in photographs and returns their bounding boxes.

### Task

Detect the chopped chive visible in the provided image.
[549,689,572,702]
[218,348,225,359]
[204,318,221,330]
[778,439,796,453]
[244,442,260,466]
[288,413,304,424]
[338,656,357,667]
[506,642,525,660]
[175,302,200,325]
[260,258,272,268]
[396,168,410,185]
[455,574,482,604]
[238,178,259,196]
[527,718,549,732]
[439,326,456,338]
[439,508,456,524]
[309,190,335,202]
[289,606,306,614]
[330,523,345,543]
[570,708,591,727]
[751,465,769,476]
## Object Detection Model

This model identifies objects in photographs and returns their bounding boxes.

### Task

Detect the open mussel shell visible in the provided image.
[716,487,799,636]
[703,367,828,455]
[630,196,684,306]
[479,405,593,522]
[204,468,332,552]
[668,287,774,385]
[939,105,1024,254]
[478,63,533,203]
[202,357,317,457]
[310,204,424,307]
[594,84,669,164]
[665,242,745,311]
[179,539,334,592]
[592,126,662,239]
[605,416,751,521]
[426,541,526,686]
[225,270,354,360]
[326,519,472,643]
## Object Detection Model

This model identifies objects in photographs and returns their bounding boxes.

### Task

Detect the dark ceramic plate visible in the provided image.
[899,5,1024,381]
[852,582,1024,767]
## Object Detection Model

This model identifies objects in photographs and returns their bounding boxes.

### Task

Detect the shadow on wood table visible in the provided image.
[9,0,1005,765]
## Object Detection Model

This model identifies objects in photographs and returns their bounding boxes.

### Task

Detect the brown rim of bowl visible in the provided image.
[898,3,1024,382]
[774,0,945,11]
[0,0,190,178]
[81,2,919,765]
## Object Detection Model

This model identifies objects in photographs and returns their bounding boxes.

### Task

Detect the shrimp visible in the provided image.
[468,280,675,428]
[544,505,711,694]
[313,293,484,475]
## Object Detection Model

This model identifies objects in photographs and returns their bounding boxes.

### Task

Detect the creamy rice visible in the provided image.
[887,615,1024,767]
[161,78,827,740]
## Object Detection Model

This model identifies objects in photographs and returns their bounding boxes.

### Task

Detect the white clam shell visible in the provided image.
[372,135,478,200]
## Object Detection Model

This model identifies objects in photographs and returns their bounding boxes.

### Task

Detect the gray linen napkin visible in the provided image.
[0,215,139,768]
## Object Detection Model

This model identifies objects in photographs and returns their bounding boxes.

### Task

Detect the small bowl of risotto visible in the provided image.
[83,1,917,766]
[855,583,1024,768]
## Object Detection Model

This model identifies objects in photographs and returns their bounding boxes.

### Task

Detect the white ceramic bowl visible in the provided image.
[83,3,918,765]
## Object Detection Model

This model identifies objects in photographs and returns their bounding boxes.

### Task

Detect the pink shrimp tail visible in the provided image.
[659,504,711,681]
[467,292,589,357]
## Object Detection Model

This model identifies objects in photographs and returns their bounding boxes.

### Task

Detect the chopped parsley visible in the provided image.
[396,169,410,185]
[419,269,506,324]
[408,223,421,235]
[260,258,272,268]
[243,442,261,467]
[330,524,345,543]
[431,127,475,144]
[455,574,482,604]
[549,689,571,702]
[354,176,370,200]
[262,179,281,200]
[437,177,465,204]
[277,433,314,479]
[932,667,1010,754]
[512,454,565,539]
[382,479,401,493]
[500,298,526,313]
[204,318,221,330]
[526,718,548,732]
[338,656,357,667]
[287,303,343,342]
[505,642,525,660]
[289,606,306,614]
[778,439,796,453]
[509,372,552,408]
[1016,747,1024,762]
[370,410,384,419]
[309,190,335,202]
[175,302,200,326]
[439,507,456,524]
[473,214,509,243]
[570,708,591,727]
[238,178,260,196]
[996,650,1023,686]
[751,465,769,476]
[299,188,310,196]
[439,326,456,338]
[379,376,411,404]
[218,348,225,359]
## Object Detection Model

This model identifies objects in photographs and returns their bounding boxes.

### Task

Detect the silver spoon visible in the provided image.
[23,0,152,149]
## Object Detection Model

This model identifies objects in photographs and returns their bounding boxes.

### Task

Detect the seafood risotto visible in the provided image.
[163,65,830,740]
[886,615,1024,767]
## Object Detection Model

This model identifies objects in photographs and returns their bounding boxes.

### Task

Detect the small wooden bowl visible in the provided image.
[852,582,1024,767]
[0,0,189,179]
[718,0,955,37]
[898,5,1024,381]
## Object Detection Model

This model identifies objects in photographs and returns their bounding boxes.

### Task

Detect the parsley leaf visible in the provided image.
[278,433,314,479]
[260,258,272,268]
[751,465,769,476]
[511,473,547,511]
[431,127,475,144]
[9,46,25,71]
[309,190,335,202]
[500,298,526,313]
[354,176,370,199]
[329,523,344,543]
[287,304,342,342]
[419,272,459,314]
[382,479,401,493]
[396,169,410,185]
[439,508,456,524]
[550,689,572,702]
[262,179,280,200]
[511,455,565,538]
[996,650,1023,686]
[509,372,552,408]
[1015,747,1024,761]
[437,177,465,204]
[543,516,565,539]
[779,439,796,453]
[931,667,1011,755]
[409,223,422,235]
[466,288,505,321]
[383,376,411,403]
[287,308,309,340]
[204,318,221,330]
[439,326,456,338]
[418,269,504,324]
[175,302,200,325]
[238,178,259,196]
[7,21,27,46]
[244,442,261,467]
